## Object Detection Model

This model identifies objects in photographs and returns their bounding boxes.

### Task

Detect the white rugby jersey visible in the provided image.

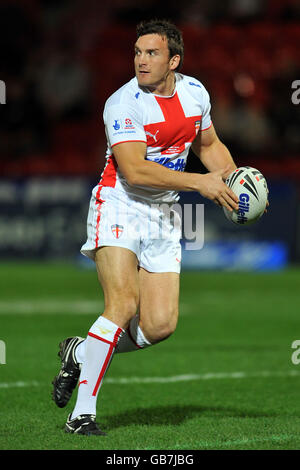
[99,73,212,203]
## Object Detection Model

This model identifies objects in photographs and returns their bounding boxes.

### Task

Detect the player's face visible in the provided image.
[134,34,179,95]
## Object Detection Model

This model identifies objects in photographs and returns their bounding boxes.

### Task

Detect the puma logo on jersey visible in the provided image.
[145,129,160,143]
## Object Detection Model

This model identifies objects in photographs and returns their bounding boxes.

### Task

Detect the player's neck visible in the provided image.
[147,72,176,97]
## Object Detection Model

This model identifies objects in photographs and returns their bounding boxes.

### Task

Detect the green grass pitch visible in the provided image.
[0,262,300,450]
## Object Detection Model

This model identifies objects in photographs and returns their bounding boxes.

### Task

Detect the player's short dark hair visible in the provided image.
[136,19,184,72]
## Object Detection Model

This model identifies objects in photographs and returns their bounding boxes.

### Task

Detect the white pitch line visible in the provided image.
[0,299,191,316]
[105,370,300,384]
[1,370,300,389]
[0,300,104,315]
[0,380,40,389]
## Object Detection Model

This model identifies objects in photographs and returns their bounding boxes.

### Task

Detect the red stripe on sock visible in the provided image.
[91,327,123,397]
[113,328,123,346]
[92,344,113,396]
[88,331,114,346]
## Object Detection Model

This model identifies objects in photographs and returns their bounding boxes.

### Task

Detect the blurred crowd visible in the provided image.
[0,0,299,177]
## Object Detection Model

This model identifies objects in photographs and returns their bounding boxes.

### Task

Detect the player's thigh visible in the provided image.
[138,268,180,341]
[95,246,140,326]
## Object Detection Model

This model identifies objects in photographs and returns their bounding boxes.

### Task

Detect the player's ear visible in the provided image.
[169,54,180,71]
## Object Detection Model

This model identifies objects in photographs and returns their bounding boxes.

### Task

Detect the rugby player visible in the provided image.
[52,19,238,435]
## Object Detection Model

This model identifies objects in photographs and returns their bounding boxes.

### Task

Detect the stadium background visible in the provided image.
[1,0,300,451]
[0,0,299,267]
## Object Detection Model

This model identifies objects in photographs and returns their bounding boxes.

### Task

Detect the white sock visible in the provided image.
[75,340,85,363]
[115,314,152,353]
[71,316,123,419]
[75,315,152,360]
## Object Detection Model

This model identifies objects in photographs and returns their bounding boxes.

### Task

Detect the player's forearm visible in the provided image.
[127,159,201,192]
[198,139,237,177]
[128,159,239,211]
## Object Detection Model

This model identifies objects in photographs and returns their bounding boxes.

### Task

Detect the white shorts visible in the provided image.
[81,186,182,273]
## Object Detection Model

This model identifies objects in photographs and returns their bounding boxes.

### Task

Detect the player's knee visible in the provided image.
[147,323,176,344]
[142,312,178,344]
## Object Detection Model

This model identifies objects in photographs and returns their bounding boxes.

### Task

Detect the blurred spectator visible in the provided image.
[36,44,92,122]
[228,0,266,23]
[213,94,275,158]
[180,0,230,26]
[180,0,213,27]
[267,48,300,157]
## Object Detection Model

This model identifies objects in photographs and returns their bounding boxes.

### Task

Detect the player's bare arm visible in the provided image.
[113,141,239,211]
[191,123,239,209]
[192,124,269,212]
[192,123,237,176]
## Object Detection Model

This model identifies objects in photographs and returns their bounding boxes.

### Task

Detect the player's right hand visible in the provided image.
[197,167,239,212]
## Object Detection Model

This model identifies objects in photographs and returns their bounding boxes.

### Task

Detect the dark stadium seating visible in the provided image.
[1,0,299,178]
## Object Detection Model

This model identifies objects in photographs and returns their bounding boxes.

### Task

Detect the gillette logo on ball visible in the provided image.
[237,193,250,224]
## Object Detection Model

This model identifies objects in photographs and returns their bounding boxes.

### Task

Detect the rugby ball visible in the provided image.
[223,166,268,225]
